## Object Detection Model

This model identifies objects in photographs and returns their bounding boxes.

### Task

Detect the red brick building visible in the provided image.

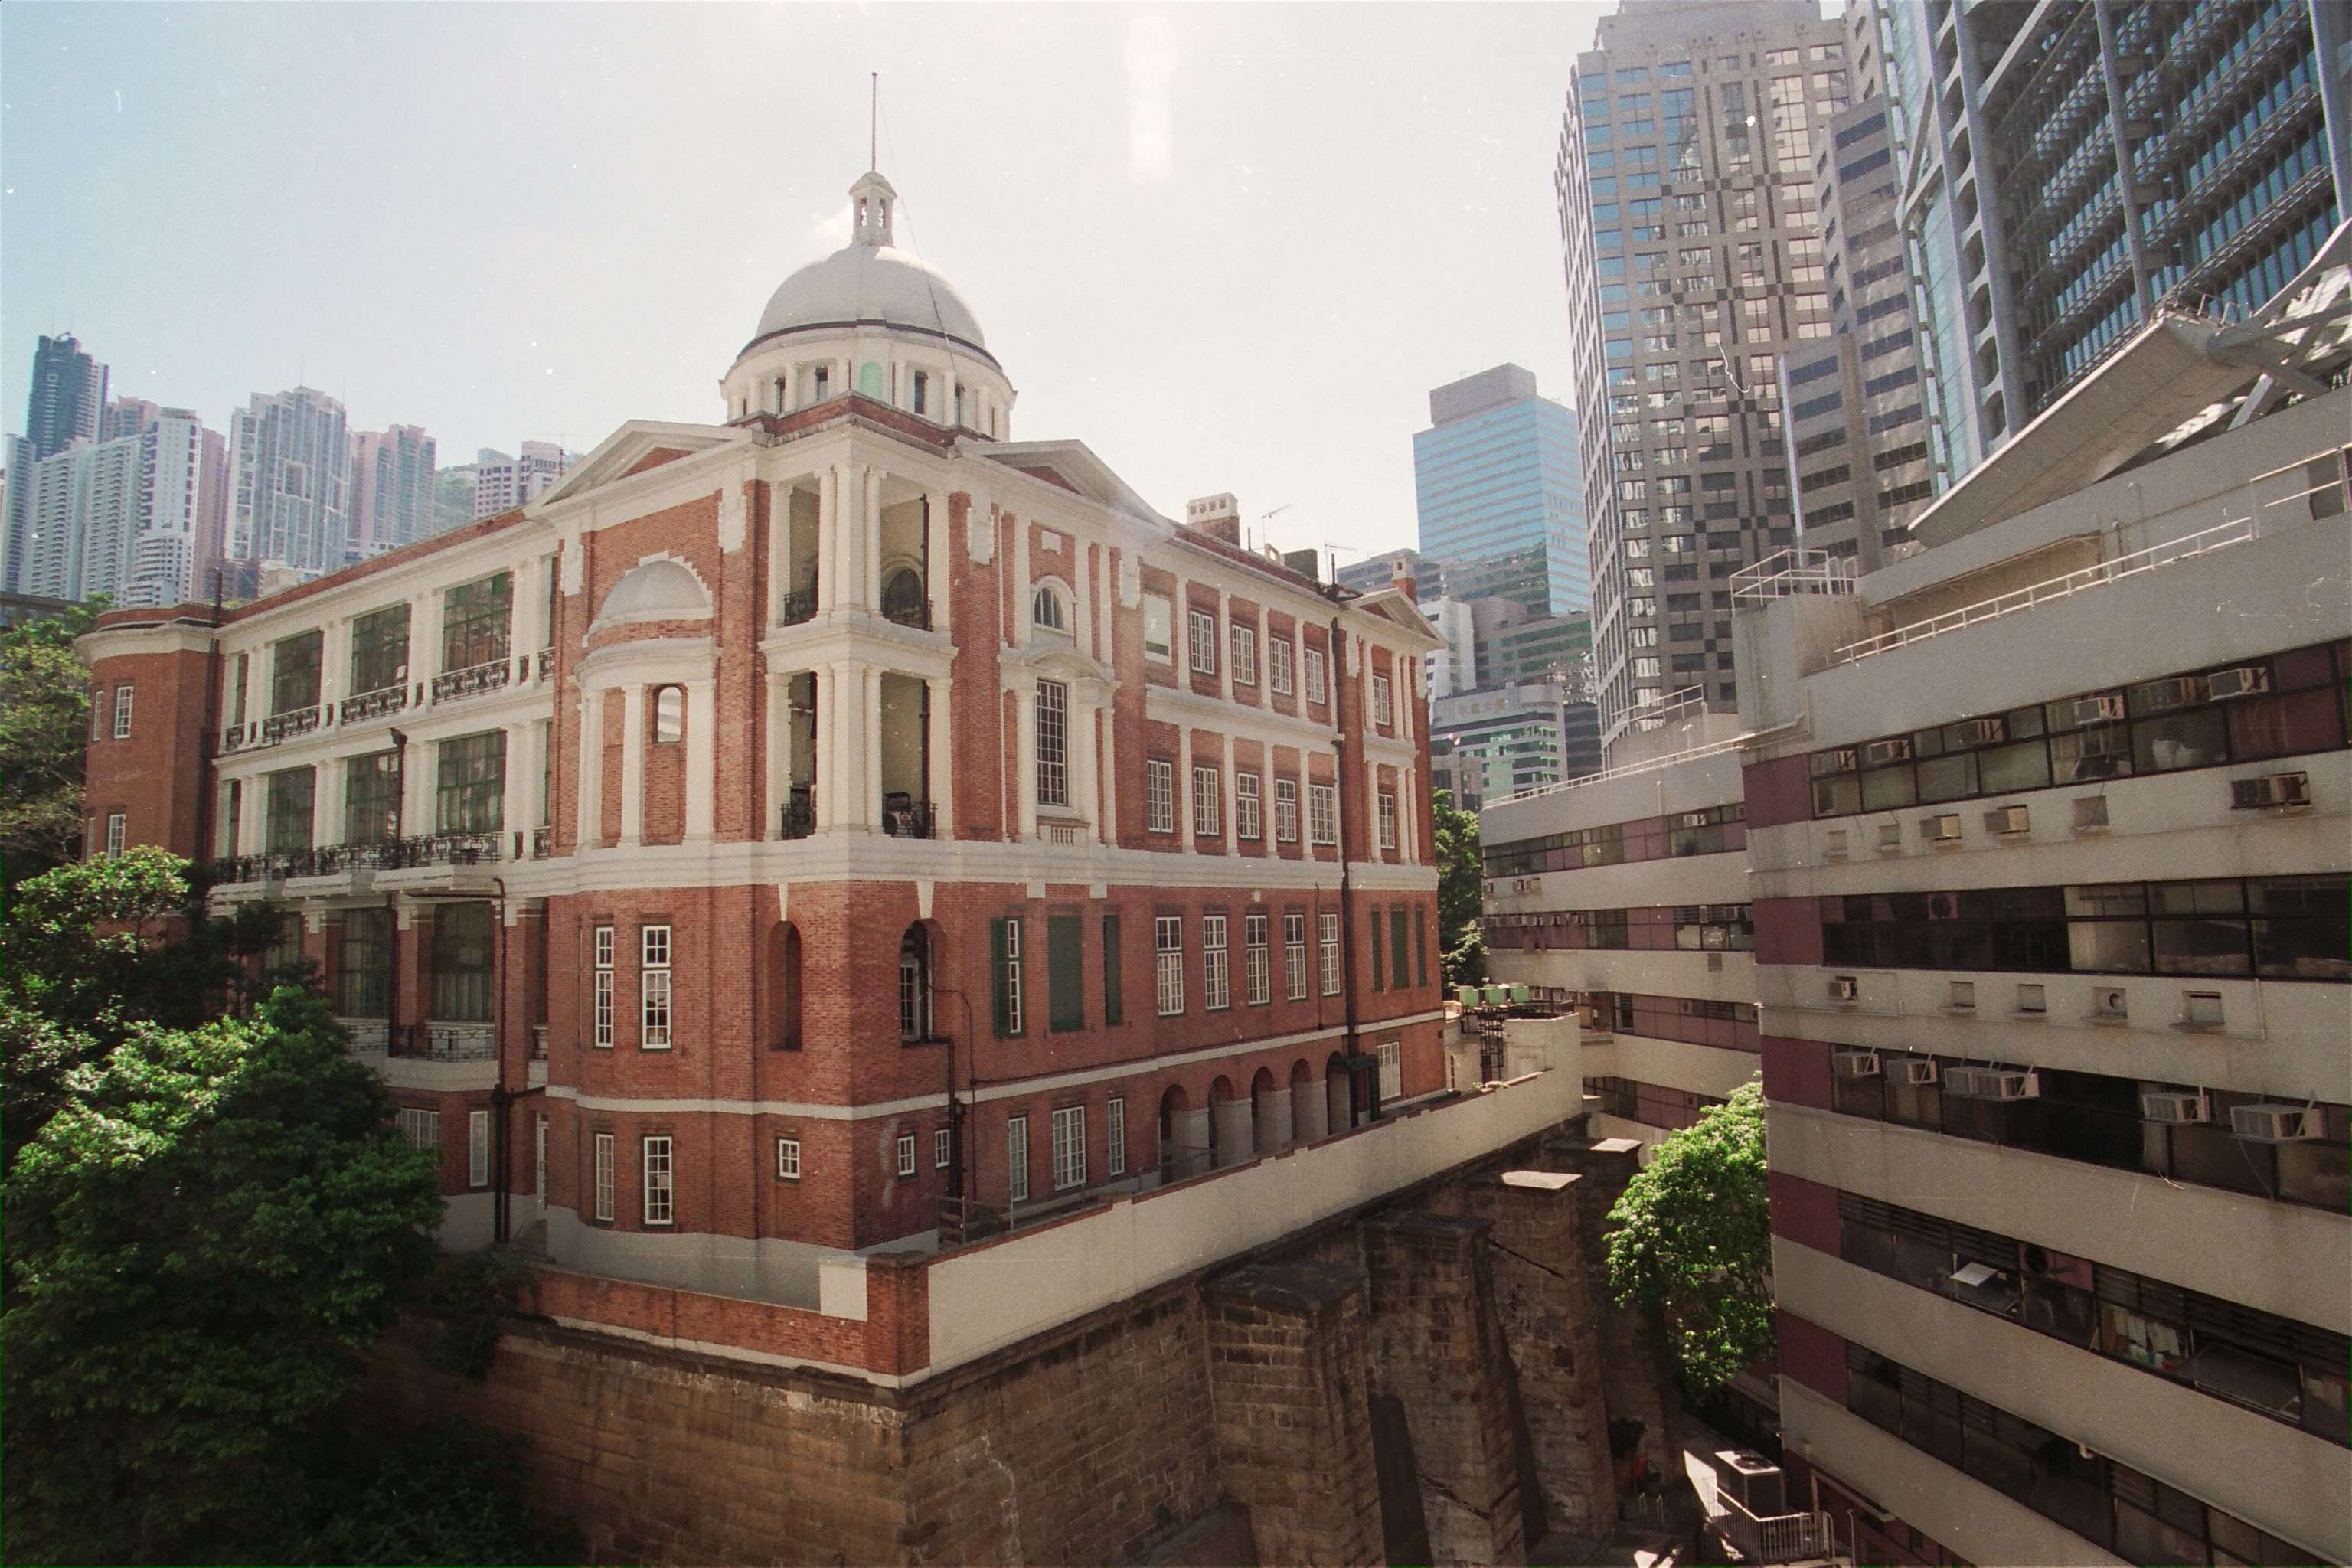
[78,168,1449,1297]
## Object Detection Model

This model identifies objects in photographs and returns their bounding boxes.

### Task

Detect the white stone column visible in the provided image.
[763,671,790,838]
[414,589,445,693]
[924,488,950,639]
[765,489,789,623]
[1015,682,1040,841]
[815,467,840,612]
[320,616,347,719]
[576,684,603,848]
[1009,508,1031,648]
[863,465,884,615]
[684,678,716,841]
[237,778,264,853]
[861,665,882,832]
[1178,727,1195,851]
[1218,592,1233,704]
[1072,687,1100,833]
[618,684,645,847]
[1172,1106,1210,1161]
[1096,706,1118,844]
[403,737,434,836]
[501,721,531,848]
[927,675,954,834]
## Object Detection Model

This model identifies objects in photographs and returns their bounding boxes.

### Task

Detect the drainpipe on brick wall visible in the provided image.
[1325,606,1371,1124]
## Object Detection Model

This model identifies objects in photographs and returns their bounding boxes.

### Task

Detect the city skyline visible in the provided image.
[3,2,1611,567]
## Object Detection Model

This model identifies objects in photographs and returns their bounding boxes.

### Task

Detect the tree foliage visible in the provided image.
[1432,788,1485,987]
[1603,1080,1772,1390]
[0,597,103,893]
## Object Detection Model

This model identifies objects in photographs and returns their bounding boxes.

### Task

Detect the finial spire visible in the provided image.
[871,73,878,171]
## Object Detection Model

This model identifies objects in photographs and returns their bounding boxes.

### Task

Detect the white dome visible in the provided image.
[750,243,988,352]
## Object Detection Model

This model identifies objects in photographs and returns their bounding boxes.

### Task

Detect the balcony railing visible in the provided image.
[390,1022,497,1062]
[205,831,501,887]
[881,596,933,631]
[936,1148,1216,1247]
[338,1018,391,1054]
[531,826,552,859]
[778,589,817,626]
[1730,547,1857,603]
[222,724,251,753]
[432,658,511,704]
[534,648,554,680]
[340,685,407,724]
[531,1024,548,1061]
[881,798,933,839]
[779,789,815,840]
[260,706,322,744]
[1038,818,1089,846]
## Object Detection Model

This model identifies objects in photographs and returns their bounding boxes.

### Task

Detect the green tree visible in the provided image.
[1,853,441,1564]
[1603,1080,1772,1390]
[1432,788,1485,988]
[0,597,103,894]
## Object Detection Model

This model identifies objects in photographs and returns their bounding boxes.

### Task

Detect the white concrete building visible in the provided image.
[471,441,579,521]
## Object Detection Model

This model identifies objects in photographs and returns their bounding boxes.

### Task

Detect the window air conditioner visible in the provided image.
[2229,1103,2319,1143]
[1833,1048,1883,1079]
[2231,773,2311,809]
[1824,828,1850,857]
[2069,694,2125,726]
[1876,822,1903,850]
[1978,1068,2040,1102]
[2203,666,2269,700]
[1862,737,1913,766]
[1949,717,2004,748]
[2092,987,2129,1021]
[1923,812,1963,843]
[1985,805,2030,835]
[2140,1089,2208,1125]
[1896,1057,1940,1087]
[1829,975,1860,1002]
[1940,1065,1985,1098]
[2072,795,2109,830]
[2135,676,2203,710]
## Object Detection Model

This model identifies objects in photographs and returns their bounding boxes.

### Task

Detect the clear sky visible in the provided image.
[2,2,1610,563]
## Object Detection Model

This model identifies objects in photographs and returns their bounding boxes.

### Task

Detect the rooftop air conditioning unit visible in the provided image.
[1978,1068,2041,1102]
[2230,1103,2320,1143]
[2092,987,2129,1021]
[1896,1057,1940,1087]
[1949,717,2004,748]
[1923,813,1963,843]
[2206,666,2270,701]
[2231,773,2311,809]
[2135,676,2203,710]
[1940,1065,1985,1098]
[2141,1089,2208,1125]
[1986,805,2031,835]
[2069,694,2125,726]
[1829,975,1860,1002]
[1833,1048,1883,1079]
[1862,737,1913,766]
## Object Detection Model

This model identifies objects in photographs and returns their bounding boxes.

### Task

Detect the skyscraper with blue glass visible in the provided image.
[1411,364,1587,619]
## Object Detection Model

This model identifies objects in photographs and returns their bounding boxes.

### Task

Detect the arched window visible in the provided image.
[652,685,684,743]
[882,567,926,628]
[1031,584,1067,633]
[898,924,933,1043]
[859,361,886,398]
[769,923,803,1050]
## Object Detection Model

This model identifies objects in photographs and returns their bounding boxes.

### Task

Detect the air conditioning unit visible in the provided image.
[2135,676,2203,710]
[2230,1103,2320,1142]
[1949,717,2004,748]
[2069,694,2125,726]
[2072,795,2110,831]
[2092,987,2129,1021]
[1862,737,1913,766]
[2231,773,2311,809]
[1985,805,2030,835]
[2204,666,2270,701]
[1978,1068,2041,1102]
[1833,1048,1883,1079]
[1896,1057,1940,1087]
[1876,822,1903,851]
[1923,813,1963,843]
[2141,1089,2208,1125]
[1824,828,1850,857]
[1829,975,1860,1002]
[1940,1065,1985,1098]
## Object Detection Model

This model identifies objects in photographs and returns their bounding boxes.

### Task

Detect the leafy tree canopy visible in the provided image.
[1604,1080,1772,1390]
[0,597,103,893]
[1432,788,1485,986]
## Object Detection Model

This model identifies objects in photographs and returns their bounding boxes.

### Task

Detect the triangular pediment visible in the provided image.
[531,420,754,511]
[978,439,1173,528]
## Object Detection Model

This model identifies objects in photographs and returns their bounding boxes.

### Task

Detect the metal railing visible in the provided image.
[1490,731,1750,808]
[390,1022,497,1062]
[340,685,407,724]
[338,1018,391,1054]
[205,831,501,886]
[778,589,817,626]
[1730,547,1858,603]
[1038,818,1089,846]
[881,596,933,631]
[1831,512,2262,665]
[779,789,815,840]
[260,706,322,744]
[936,1148,1216,1248]
[534,648,554,680]
[881,800,934,839]
[531,826,552,859]
[431,658,512,703]
[221,723,251,753]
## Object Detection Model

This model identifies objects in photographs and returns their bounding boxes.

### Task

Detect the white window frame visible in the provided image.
[1236,773,1262,840]
[1187,608,1217,675]
[1285,913,1308,1000]
[105,812,126,860]
[642,1135,674,1225]
[112,684,132,739]
[593,926,615,1048]
[1031,583,1068,633]
[1320,912,1342,996]
[1370,671,1392,728]
[1106,1096,1127,1177]
[1000,916,1024,1037]
[1275,779,1298,844]
[1230,622,1257,685]
[1155,916,1185,1016]
[897,1132,917,1178]
[1145,759,1174,833]
[934,1127,952,1170]
[1377,790,1398,851]
[1305,645,1328,704]
[396,1106,440,1152]
[640,923,672,1050]
[1308,783,1338,845]
[1269,637,1295,696]
[1202,914,1230,1011]
[777,1135,802,1179]
[1142,593,1173,662]
[1377,1040,1402,1102]
[1192,765,1220,837]
[1006,1115,1030,1204]
[593,1132,615,1220]
[468,1109,490,1187]
[1051,1105,1086,1191]
[1036,678,1069,807]
[1245,913,1270,1005]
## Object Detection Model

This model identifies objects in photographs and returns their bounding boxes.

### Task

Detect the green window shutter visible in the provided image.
[1415,906,1429,989]
[1102,914,1123,1025]
[1369,907,1384,991]
[1390,910,1410,992]
[990,918,1011,1037]
[1048,914,1084,1033]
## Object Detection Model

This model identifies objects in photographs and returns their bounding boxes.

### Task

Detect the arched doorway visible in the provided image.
[1209,1075,1251,1168]
[1325,1052,1354,1135]
[1250,1066,1289,1152]
[1158,1084,1204,1180]
[1290,1058,1323,1142]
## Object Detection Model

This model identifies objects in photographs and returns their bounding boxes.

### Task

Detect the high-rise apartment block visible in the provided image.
[472,440,577,518]
[1412,365,1586,619]
[0,400,227,607]
[1557,0,1853,755]
[24,332,109,463]
[350,424,439,560]
[1880,0,2350,485]
[227,387,351,576]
